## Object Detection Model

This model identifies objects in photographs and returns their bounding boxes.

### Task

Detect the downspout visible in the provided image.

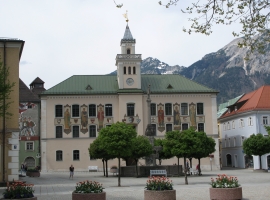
[2,42,6,182]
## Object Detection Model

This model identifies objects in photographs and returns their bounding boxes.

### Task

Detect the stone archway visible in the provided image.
[226,154,232,167]
[244,155,253,168]
[24,156,35,168]
[267,155,270,170]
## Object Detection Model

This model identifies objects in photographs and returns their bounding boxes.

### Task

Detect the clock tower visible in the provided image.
[116,25,142,89]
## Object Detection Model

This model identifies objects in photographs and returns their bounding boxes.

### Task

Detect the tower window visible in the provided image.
[124,67,126,74]
[127,49,130,54]
[133,67,136,74]
[128,67,131,74]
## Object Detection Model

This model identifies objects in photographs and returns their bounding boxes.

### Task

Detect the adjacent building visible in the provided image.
[219,85,270,169]
[19,78,45,169]
[0,38,25,182]
[40,25,220,172]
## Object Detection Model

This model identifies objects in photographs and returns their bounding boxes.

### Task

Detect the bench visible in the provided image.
[190,168,198,175]
[88,166,98,172]
[150,169,167,177]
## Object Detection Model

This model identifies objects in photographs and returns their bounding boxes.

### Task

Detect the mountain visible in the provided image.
[111,34,270,104]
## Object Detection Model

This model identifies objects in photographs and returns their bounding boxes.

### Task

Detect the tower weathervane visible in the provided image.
[123,10,129,22]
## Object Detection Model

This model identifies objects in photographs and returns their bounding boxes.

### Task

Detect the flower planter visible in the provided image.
[209,187,242,200]
[26,171,40,177]
[1,197,37,200]
[72,192,106,200]
[144,190,176,200]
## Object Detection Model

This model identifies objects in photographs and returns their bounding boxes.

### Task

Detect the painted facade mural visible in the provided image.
[64,105,71,134]
[81,104,88,133]
[157,103,165,132]
[97,104,104,131]
[173,103,181,130]
[189,102,196,128]
[19,115,36,136]
[122,114,141,125]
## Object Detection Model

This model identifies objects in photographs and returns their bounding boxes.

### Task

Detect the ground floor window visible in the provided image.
[226,154,232,167]
[56,150,63,161]
[73,150,80,161]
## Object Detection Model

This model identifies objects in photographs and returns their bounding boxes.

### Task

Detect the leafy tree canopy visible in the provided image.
[98,122,137,158]
[131,135,153,160]
[243,133,270,156]
[155,138,174,160]
[192,131,215,159]
[88,137,114,160]
[159,0,270,55]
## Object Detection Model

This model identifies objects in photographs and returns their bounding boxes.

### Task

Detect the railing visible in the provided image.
[116,54,141,59]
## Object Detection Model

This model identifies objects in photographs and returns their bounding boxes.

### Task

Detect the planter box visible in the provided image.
[72,192,106,200]
[209,187,242,200]
[1,197,37,200]
[144,190,176,200]
[26,171,40,177]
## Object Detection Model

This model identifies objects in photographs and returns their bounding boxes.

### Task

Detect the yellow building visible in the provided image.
[0,38,25,182]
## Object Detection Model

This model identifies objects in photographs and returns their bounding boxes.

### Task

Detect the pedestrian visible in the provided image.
[24,163,28,172]
[20,163,24,175]
[69,164,74,179]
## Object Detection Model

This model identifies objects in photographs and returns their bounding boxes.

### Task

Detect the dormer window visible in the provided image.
[234,106,237,111]
[127,49,130,54]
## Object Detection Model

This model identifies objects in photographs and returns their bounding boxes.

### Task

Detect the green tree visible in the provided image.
[159,0,270,56]
[154,138,174,165]
[243,133,270,169]
[131,135,153,178]
[88,137,115,177]
[0,61,15,118]
[163,130,183,178]
[265,126,270,135]
[98,122,137,186]
[192,131,216,175]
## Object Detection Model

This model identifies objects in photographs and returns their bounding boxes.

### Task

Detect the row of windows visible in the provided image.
[124,66,136,75]
[55,103,204,118]
[55,104,112,118]
[55,123,205,138]
[56,150,96,161]
[223,116,269,131]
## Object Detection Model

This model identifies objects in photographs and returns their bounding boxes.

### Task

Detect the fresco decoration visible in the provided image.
[122,114,140,125]
[97,104,104,131]
[189,102,196,128]
[64,105,71,134]
[173,103,181,130]
[19,102,36,114]
[19,114,36,136]
[80,104,88,134]
[157,103,165,132]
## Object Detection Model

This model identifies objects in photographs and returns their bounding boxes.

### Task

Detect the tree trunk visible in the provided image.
[198,158,201,175]
[259,155,262,170]
[105,160,108,177]
[135,159,138,178]
[189,157,192,168]
[118,157,121,186]
[177,157,180,177]
[102,159,105,176]
[184,157,188,185]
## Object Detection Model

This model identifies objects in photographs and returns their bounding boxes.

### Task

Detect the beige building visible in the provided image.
[40,25,220,172]
[0,38,25,182]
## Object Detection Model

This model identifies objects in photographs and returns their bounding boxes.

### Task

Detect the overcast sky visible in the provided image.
[0,0,241,89]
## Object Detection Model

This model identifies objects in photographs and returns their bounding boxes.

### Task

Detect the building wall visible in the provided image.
[0,41,23,182]
[220,111,270,169]
[41,92,220,172]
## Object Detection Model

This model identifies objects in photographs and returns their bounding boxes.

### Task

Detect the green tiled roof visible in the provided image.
[217,94,244,118]
[41,74,218,95]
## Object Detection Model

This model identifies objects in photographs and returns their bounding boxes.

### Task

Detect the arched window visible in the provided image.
[127,49,130,54]
[128,67,131,74]
[124,67,126,74]
[133,67,136,74]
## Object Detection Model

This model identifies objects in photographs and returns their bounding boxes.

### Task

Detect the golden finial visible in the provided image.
[123,10,129,23]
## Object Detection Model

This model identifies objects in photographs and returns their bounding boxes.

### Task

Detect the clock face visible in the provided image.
[126,78,134,86]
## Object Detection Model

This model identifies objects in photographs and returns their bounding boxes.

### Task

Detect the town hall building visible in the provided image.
[40,24,220,172]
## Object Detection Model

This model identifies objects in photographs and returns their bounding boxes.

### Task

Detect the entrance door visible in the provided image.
[226,154,232,167]
[24,157,35,168]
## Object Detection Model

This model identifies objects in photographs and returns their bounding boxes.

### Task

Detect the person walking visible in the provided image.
[69,164,74,179]
[20,163,25,175]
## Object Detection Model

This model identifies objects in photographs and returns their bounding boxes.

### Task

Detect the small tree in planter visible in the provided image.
[72,180,105,200]
[2,181,36,199]
[144,176,176,200]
